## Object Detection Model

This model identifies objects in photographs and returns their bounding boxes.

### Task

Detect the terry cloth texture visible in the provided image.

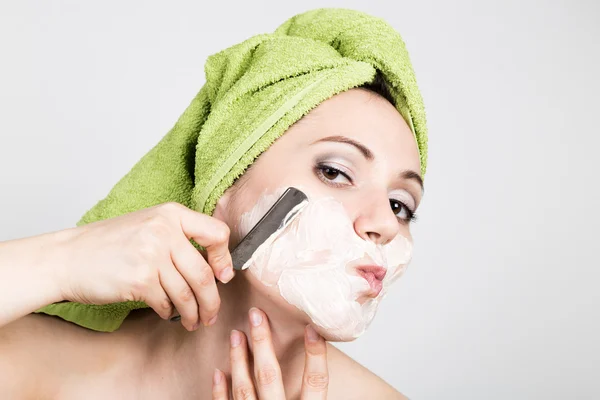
[36,8,428,332]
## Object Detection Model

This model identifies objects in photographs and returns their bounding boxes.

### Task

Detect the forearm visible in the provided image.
[0,229,71,327]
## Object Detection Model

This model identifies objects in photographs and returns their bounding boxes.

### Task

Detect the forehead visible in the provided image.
[287,88,421,170]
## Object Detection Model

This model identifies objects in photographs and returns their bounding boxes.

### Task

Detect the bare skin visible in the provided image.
[0,87,422,398]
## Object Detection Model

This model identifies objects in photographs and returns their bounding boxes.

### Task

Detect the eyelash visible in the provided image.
[314,163,418,223]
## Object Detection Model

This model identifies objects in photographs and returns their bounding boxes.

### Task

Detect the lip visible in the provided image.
[356,265,387,298]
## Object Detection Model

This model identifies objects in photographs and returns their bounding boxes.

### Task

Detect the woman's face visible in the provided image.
[215,87,423,341]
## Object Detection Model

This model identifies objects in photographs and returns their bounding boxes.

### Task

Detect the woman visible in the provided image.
[0,8,427,399]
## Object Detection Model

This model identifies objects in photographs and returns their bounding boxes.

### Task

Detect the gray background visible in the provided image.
[1,1,598,399]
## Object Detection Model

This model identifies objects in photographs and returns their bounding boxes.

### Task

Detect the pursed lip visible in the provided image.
[356,265,387,298]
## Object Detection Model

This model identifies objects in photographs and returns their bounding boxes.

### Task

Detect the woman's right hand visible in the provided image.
[52,202,234,331]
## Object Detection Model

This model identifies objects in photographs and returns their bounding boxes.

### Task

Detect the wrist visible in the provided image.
[40,227,80,303]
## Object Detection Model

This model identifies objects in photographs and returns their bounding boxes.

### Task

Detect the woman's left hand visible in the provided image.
[212,307,329,399]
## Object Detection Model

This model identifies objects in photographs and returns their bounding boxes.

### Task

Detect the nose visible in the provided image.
[353,193,401,245]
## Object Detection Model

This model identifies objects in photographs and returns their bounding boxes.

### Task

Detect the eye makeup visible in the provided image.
[388,189,414,210]
[314,164,353,188]
[313,153,419,223]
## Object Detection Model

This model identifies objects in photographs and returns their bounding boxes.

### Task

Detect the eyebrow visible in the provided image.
[311,135,374,160]
[310,135,425,193]
[400,169,425,193]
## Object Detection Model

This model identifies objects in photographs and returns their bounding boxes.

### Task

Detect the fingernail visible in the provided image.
[230,330,242,347]
[207,314,218,326]
[249,307,262,327]
[306,325,319,342]
[213,369,222,385]
[220,267,235,283]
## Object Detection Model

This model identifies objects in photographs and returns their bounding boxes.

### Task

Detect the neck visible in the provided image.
[120,274,307,394]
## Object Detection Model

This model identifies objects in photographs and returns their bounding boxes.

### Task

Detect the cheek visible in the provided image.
[244,268,311,318]
[233,180,325,241]
[236,188,288,240]
[398,227,413,244]
[383,234,413,283]
[223,195,248,248]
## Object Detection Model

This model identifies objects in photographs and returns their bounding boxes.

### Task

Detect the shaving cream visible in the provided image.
[239,189,413,340]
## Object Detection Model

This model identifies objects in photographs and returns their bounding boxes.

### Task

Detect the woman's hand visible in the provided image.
[212,308,329,399]
[0,201,232,332]
[50,202,234,330]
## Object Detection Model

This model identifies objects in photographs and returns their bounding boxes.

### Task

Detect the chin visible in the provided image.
[247,263,380,341]
[313,319,373,342]
[319,330,361,343]
[294,298,379,342]
[269,292,377,342]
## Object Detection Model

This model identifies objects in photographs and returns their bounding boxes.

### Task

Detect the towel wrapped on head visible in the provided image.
[37,8,429,332]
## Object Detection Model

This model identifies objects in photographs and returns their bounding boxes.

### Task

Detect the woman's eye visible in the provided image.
[322,167,340,180]
[390,199,416,222]
[316,163,418,223]
[316,164,352,185]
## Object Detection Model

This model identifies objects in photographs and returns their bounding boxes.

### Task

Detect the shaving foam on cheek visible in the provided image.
[239,192,413,341]
[237,187,290,241]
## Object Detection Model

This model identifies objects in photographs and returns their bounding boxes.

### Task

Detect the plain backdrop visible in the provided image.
[1,1,598,399]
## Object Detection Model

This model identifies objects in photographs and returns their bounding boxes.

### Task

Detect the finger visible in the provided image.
[230,330,258,400]
[171,234,220,327]
[158,262,200,331]
[300,325,329,399]
[177,208,234,284]
[141,278,174,320]
[212,368,228,400]
[248,308,286,399]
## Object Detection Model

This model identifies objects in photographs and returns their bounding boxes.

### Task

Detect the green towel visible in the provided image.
[36,8,428,332]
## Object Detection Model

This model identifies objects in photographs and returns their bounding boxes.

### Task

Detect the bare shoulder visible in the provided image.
[326,343,409,400]
[0,313,71,354]
[0,314,72,398]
